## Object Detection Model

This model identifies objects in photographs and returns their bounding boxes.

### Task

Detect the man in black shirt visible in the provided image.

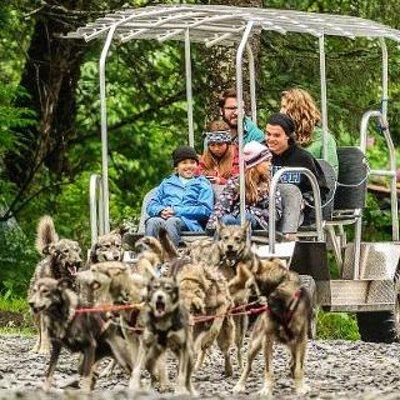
[265,113,329,224]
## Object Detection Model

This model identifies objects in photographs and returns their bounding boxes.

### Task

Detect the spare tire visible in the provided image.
[356,277,400,343]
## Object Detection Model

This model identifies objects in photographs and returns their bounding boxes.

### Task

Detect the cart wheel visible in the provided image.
[299,275,317,339]
[356,274,400,343]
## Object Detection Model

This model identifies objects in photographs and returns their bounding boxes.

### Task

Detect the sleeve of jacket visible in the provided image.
[174,181,214,219]
[206,180,237,229]
[327,133,339,176]
[248,188,283,225]
[244,117,265,143]
[303,157,329,201]
[146,183,165,217]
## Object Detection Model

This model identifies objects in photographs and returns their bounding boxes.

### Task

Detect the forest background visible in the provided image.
[0,0,399,338]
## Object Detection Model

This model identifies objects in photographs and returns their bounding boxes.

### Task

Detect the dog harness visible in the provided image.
[267,289,303,341]
[148,309,185,347]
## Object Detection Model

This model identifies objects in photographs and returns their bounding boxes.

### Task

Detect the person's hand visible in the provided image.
[160,207,174,219]
[206,176,219,184]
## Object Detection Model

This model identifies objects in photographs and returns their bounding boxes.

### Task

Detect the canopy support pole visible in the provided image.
[246,43,257,123]
[236,21,254,227]
[99,25,116,234]
[379,37,389,120]
[185,29,194,147]
[319,35,329,161]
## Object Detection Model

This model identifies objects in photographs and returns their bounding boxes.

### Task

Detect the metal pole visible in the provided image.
[89,174,104,246]
[246,43,257,123]
[90,174,99,246]
[236,21,254,227]
[379,38,388,120]
[360,110,381,153]
[99,25,116,234]
[185,29,194,147]
[353,216,362,280]
[269,168,324,253]
[359,110,399,242]
[319,35,329,161]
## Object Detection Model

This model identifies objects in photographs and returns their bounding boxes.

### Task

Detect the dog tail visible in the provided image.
[158,228,178,260]
[135,236,165,258]
[36,215,58,254]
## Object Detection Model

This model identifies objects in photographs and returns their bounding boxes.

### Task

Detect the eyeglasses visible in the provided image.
[224,106,238,110]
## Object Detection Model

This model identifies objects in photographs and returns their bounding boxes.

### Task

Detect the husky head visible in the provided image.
[28,277,75,314]
[147,276,179,318]
[89,232,123,263]
[216,220,251,261]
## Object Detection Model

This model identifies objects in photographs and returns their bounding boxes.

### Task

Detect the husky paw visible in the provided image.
[99,360,115,377]
[60,378,80,389]
[30,344,39,353]
[174,386,190,396]
[37,345,51,355]
[157,382,171,393]
[258,385,273,398]
[41,381,51,393]
[224,361,233,377]
[295,382,310,395]
[128,380,142,392]
[232,382,245,394]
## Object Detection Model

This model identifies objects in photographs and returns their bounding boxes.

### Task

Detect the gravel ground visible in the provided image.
[0,335,399,399]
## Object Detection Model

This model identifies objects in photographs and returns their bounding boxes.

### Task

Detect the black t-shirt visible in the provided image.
[271,144,329,200]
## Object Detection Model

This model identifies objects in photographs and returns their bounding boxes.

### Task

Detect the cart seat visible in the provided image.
[137,183,303,239]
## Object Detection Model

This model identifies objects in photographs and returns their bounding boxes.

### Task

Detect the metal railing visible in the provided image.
[269,167,324,253]
[359,110,399,242]
[89,174,105,246]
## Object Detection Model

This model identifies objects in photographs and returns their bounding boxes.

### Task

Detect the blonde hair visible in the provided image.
[244,162,271,205]
[280,88,321,146]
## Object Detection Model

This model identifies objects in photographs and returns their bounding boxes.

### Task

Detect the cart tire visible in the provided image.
[299,275,317,339]
[356,276,400,343]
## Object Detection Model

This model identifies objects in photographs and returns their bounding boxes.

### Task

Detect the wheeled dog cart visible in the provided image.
[67,4,400,342]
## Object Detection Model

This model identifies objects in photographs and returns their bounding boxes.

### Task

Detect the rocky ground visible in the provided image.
[0,335,399,399]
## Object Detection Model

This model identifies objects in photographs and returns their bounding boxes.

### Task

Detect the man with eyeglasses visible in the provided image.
[218,88,264,145]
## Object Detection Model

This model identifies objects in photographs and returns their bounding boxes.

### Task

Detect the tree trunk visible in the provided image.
[199,0,262,122]
[5,2,88,186]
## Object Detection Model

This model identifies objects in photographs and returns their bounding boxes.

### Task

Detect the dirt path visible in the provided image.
[0,335,399,399]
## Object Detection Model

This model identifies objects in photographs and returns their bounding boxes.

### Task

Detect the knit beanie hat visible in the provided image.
[243,141,272,169]
[172,145,199,167]
[267,113,296,138]
[206,131,231,144]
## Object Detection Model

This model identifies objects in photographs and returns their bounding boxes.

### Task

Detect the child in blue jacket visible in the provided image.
[145,145,214,246]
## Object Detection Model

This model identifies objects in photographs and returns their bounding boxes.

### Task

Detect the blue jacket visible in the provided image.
[147,174,214,232]
[243,116,265,144]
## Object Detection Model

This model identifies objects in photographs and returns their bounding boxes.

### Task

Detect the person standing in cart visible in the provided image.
[145,145,214,246]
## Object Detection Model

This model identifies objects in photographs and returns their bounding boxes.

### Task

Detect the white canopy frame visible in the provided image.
[68,4,399,244]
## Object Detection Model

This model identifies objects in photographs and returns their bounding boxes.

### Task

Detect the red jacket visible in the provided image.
[195,146,239,185]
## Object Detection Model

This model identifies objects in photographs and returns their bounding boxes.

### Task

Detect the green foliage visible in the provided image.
[0,294,29,313]
[0,226,38,298]
[0,1,398,343]
[0,84,36,152]
[363,193,392,241]
[317,310,360,341]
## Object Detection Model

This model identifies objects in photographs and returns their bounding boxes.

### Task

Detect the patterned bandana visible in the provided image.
[204,131,232,144]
